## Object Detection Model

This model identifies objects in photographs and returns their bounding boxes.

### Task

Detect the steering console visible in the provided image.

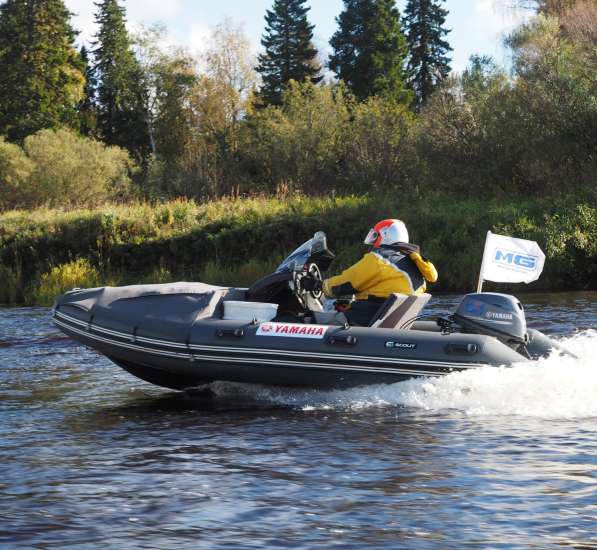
[294,262,323,310]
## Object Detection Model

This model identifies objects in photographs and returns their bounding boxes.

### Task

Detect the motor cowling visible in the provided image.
[454,293,527,346]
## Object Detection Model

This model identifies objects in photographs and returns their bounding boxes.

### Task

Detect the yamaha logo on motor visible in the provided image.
[485,311,513,320]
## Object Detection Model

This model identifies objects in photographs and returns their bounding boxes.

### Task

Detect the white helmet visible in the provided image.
[364,219,409,248]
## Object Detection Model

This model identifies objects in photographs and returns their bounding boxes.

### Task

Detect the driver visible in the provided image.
[302,219,438,326]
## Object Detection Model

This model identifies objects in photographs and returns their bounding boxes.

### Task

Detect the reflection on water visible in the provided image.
[0,293,596,549]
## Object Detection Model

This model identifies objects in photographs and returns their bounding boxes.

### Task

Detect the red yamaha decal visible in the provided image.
[257,322,329,339]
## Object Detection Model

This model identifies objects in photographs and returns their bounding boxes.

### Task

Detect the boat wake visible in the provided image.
[209,330,597,419]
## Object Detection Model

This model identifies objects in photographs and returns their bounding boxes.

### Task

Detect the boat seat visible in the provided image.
[212,288,248,318]
[368,293,431,330]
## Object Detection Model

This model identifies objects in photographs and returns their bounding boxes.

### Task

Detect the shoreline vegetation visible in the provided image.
[1,194,595,306]
[0,2,595,307]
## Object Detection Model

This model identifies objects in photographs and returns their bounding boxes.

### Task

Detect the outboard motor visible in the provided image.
[454,293,529,356]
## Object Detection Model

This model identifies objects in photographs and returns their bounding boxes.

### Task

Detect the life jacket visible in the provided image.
[323,244,437,300]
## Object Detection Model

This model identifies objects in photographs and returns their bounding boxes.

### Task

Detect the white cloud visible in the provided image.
[65,0,184,47]
[184,22,210,70]
[126,0,183,23]
[65,0,96,46]
[448,0,531,72]
[472,0,529,37]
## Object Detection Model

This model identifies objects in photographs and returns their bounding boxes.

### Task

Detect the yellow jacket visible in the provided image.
[322,248,438,300]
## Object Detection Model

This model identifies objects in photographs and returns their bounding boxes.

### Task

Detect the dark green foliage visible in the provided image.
[329,0,411,102]
[256,0,322,106]
[404,0,452,108]
[240,81,417,196]
[460,55,504,102]
[152,62,196,162]
[93,0,150,162]
[78,45,98,136]
[241,82,351,194]
[415,56,511,194]
[1,194,596,305]
[0,0,85,141]
[417,9,597,196]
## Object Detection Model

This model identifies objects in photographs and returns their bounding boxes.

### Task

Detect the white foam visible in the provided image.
[209,331,597,419]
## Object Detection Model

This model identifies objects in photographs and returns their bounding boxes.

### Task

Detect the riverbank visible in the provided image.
[1,193,595,305]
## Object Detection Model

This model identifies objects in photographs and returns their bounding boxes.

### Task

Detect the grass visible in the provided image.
[1,192,596,305]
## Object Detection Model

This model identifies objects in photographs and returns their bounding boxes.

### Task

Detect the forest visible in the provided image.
[0,0,595,304]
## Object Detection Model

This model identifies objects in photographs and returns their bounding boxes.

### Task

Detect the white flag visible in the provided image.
[479,231,545,285]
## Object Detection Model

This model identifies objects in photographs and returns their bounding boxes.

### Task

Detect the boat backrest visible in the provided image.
[368,293,431,329]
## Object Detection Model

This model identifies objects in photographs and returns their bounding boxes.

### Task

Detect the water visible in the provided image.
[1,293,596,549]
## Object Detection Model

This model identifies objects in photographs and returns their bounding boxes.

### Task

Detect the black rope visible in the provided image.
[398,314,439,330]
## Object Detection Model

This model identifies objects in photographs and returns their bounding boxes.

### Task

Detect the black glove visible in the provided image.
[301,276,323,292]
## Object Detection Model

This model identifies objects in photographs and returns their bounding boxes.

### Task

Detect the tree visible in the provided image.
[133,25,195,157]
[461,55,507,103]
[170,23,258,197]
[329,0,411,102]
[205,21,258,150]
[241,81,352,194]
[256,0,322,106]
[510,0,581,15]
[343,97,415,192]
[141,22,257,199]
[133,25,198,196]
[404,0,452,108]
[0,0,85,141]
[78,45,98,136]
[93,0,150,162]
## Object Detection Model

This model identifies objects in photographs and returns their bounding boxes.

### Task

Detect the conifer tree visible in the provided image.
[329,0,410,102]
[0,0,85,141]
[93,0,149,161]
[256,0,322,106]
[78,46,98,136]
[404,0,452,108]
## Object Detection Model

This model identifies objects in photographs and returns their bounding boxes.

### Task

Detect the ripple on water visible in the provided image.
[0,297,596,549]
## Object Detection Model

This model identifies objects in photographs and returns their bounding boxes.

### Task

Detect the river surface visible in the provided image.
[1,293,596,549]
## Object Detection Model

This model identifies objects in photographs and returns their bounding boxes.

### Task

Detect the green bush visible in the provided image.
[1,194,596,305]
[141,7,596,201]
[416,12,597,197]
[23,128,136,208]
[240,83,422,196]
[0,137,35,209]
[241,81,352,194]
[29,258,102,306]
[343,98,416,193]
[0,129,136,210]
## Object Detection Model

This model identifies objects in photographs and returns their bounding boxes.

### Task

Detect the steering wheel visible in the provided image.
[293,262,323,309]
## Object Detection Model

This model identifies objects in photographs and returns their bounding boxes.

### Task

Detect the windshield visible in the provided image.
[276,231,328,273]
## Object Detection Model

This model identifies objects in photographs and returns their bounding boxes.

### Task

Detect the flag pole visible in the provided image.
[476,231,492,293]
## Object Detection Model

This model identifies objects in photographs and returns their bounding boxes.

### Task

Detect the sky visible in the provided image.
[64,0,530,73]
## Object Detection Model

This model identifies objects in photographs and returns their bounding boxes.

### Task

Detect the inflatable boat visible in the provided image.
[53,232,567,391]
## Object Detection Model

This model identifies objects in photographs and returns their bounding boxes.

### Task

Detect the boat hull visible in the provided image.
[54,301,528,391]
